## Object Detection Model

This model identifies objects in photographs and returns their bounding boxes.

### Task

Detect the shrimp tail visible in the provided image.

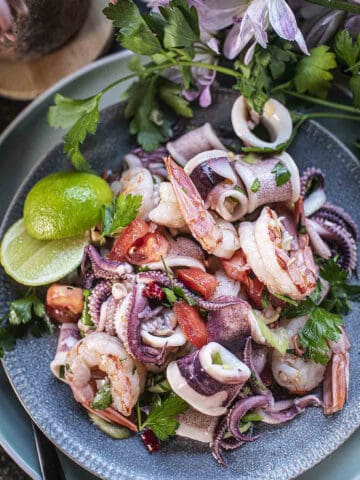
[164,156,221,253]
[84,404,138,432]
[323,328,350,415]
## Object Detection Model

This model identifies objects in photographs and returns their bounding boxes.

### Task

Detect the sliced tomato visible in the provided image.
[109,219,149,261]
[126,231,169,265]
[221,250,264,308]
[177,268,218,299]
[173,301,208,349]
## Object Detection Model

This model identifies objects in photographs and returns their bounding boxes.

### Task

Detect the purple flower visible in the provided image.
[221,0,309,62]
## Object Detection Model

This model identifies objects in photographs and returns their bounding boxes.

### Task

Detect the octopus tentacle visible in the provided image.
[211,416,228,466]
[311,219,357,271]
[300,167,325,197]
[137,271,245,311]
[88,280,113,327]
[116,285,167,366]
[227,395,270,442]
[313,203,359,242]
[82,245,133,288]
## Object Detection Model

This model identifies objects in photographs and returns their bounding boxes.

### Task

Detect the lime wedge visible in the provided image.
[24,171,113,240]
[0,218,88,286]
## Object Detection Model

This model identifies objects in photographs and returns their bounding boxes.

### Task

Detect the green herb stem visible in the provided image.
[283,89,360,115]
[101,61,239,96]
[306,0,360,14]
[136,401,143,431]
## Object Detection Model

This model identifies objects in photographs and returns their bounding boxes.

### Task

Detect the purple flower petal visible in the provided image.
[345,14,360,39]
[223,18,254,59]
[269,0,298,40]
[188,0,244,31]
[244,41,257,65]
[247,0,268,48]
[295,28,309,54]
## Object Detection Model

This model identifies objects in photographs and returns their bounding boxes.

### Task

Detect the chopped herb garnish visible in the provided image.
[91,384,113,410]
[59,365,65,380]
[212,351,223,365]
[234,185,246,194]
[281,259,360,365]
[80,289,94,327]
[261,291,270,308]
[273,292,298,306]
[271,162,291,187]
[65,363,73,374]
[101,193,142,238]
[250,178,261,193]
[142,392,188,441]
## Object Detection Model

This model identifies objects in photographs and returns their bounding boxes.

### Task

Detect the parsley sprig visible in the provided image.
[282,259,360,365]
[0,290,54,357]
[141,392,188,441]
[101,193,142,237]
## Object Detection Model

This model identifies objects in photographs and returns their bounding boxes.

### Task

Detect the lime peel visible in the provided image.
[1,218,89,286]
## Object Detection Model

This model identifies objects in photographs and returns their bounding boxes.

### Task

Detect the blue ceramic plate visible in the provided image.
[0,56,359,480]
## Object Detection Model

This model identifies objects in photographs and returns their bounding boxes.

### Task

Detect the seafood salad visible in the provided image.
[1,96,359,466]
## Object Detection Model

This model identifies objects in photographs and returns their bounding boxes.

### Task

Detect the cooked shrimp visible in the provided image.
[323,327,350,415]
[119,167,158,219]
[254,206,317,300]
[148,182,187,229]
[65,332,146,420]
[165,157,240,259]
[272,317,326,394]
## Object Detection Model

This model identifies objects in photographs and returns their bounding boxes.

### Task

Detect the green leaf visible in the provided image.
[48,93,102,171]
[250,178,260,193]
[91,384,113,410]
[271,162,291,186]
[0,326,16,358]
[126,76,171,151]
[298,308,343,365]
[294,46,337,98]
[334,30,360,69]
[9,297,33,325]
[103,0,162,55]
[162,287,178,305]
[272,293,298,306]
[101,194,142,237]
[159,81,193,118]
[282,298,315,319]
[349,75,360,108]
[143,392,188,441]
[63,93,102,171]
[161,0,199,49]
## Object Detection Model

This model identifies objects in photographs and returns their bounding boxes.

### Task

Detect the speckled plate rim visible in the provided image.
[0,66,360,480]
[0,49,133,480]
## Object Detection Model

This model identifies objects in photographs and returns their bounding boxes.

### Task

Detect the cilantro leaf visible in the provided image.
[158,81,192,118]
[271,162,291,186]
[334,30,360,70]
[250,178,260,193]
[319,257,360,314]
[143,392,188,441]
[91,384,113,410]
[0,292,53,358]
[298,308,343,365]
[48,93,102,171]
[294,46,337,98]
[104,0,162,55]
[160,0,199,49]
[101,194,142,237]
[125,76,172,151]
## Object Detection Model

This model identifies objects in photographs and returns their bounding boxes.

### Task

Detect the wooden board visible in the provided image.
[0,0,113,100]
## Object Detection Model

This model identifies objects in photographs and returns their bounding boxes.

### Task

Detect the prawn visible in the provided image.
[165,157,240,259]
[253,205,318,300]
[65,332,146,431]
